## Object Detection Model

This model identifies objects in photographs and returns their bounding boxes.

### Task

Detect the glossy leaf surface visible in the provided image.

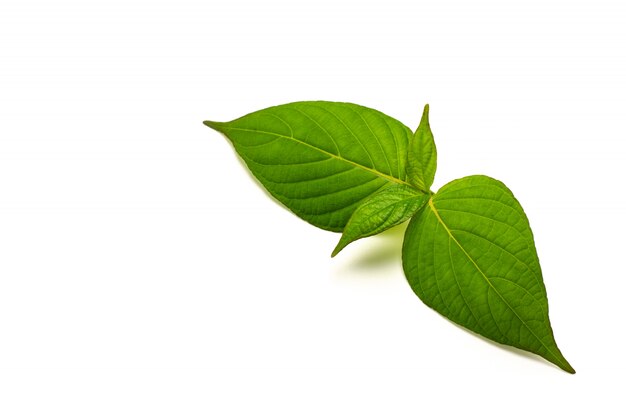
[332,184,428,257]
[407,104,437,192]
[402,175,574,373]
[205,101,413,231]
[206,101,574,373]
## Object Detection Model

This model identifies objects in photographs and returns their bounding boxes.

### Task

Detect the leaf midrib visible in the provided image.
[219,125,417,190]
[427,198,568,370]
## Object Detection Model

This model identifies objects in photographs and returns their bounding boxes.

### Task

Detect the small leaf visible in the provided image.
[407,104,437,192]
[402,175,575,373]
[205,101,415,231]
[331,184,428,257]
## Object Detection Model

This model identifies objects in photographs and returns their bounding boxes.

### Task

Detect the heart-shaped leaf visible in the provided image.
[402,175,574,373]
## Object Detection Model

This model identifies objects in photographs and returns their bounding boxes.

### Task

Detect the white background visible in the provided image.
[1,0,625,415]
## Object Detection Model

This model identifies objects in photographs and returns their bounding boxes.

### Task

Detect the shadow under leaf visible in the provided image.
[339,222,408,274]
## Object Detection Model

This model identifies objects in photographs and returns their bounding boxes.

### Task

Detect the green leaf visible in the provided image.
[206,100,574,372]
[402,175,575,373]
[331,184,428,257]
[205,101,415,232]
[407,104,437,191]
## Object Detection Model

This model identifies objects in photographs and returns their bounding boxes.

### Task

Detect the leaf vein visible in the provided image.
[351,106,394,176]
[223,127,411,187]
[449,228,543,295]
[289,105,341,156]
[304,103,377,170]
[447,236,488,335]
[428,199,567,369]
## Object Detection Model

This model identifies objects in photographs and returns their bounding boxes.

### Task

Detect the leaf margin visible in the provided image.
[402,174,575,373]
[204,101,418,232]
[331,184,429,257]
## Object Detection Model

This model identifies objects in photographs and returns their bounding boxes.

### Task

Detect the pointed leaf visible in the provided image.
[407,104,437,191]
[332,184,428,257]
[205,101,415,231]
[402,175,574,373]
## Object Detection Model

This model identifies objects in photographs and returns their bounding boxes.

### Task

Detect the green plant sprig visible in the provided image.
[205,101,575,374]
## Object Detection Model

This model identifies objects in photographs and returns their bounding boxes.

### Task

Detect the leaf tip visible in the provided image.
[420,104,430,126]
[551,349,575,374]
[331,238,349,258]
[561,360,576,374]
[203,120,226,132]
